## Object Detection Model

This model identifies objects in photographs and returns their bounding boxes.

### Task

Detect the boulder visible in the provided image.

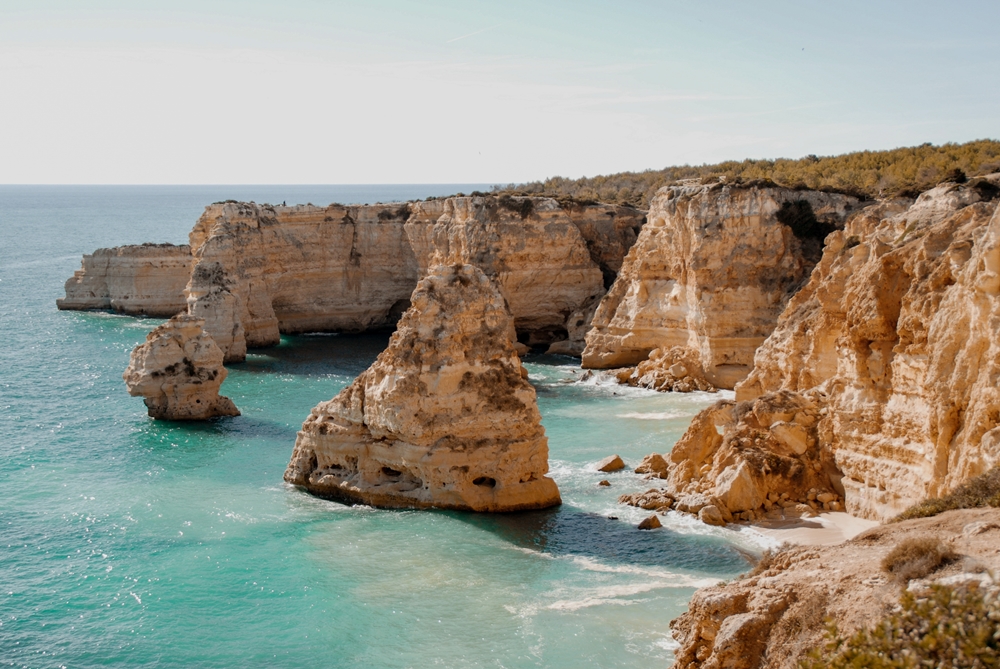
[638,514,662,530]
[596,454,626,472]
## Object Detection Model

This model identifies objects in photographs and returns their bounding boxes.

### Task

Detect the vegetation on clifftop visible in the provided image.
[801,584,1000,669]
[493,139,1000,208]
[894,467,1000,521]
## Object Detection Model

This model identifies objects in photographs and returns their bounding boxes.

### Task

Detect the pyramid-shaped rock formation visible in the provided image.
[284,263,561,511]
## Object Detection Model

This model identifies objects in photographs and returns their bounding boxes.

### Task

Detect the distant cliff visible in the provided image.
[58,243,192,317]
[59,197,644,362]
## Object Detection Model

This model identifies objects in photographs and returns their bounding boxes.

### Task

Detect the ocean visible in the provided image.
[0,185,762,668]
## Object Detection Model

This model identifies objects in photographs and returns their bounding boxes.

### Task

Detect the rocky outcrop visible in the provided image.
[727,177,1000,520]
[58,244,192,317]
[670,507,1000,669]
[582,184,859,389]
[624,346,715,393]
[284,263,561,512]
[622,391,843,523]
[123,314,239,420]
[179,197,643,362]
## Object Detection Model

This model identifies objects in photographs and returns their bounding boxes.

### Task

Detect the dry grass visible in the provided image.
[895,466,1000,521]
[881,536,955,583]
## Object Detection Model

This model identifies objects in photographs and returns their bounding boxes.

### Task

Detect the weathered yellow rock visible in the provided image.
[179,197,642,362]
[123,314,239,420]
[582,184,858,388]
[58,244,192,317]
[670,507,1000,669]
[625,346,715,393]
[733,177,1000,519]
[284,264,561,512]
[622,390,844,524]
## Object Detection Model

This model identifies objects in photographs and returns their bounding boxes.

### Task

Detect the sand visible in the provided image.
[746,511,880,546]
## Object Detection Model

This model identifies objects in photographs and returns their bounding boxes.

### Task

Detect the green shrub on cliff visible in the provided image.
[801,584,1000,669]
[494,139,1000,208]
[895,466,1000,522]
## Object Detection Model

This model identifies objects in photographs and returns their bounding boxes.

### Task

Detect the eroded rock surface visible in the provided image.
[729,177,1000,520]
[178,197,643,362]
[123,314,239,420]
[284,264,561,512]
[582,184,858,389]
[58,244,192,317]
[670,507,1000,669]
[623,391,842,523]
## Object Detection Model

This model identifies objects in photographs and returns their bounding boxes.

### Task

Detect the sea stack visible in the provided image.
[284,263,561,512]
[123,314,240,420]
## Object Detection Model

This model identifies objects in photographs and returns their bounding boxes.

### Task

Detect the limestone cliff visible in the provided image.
[582,184,859,389]
[669,507,1000,669]
[701,177,1000,520]
[184,196,640,362]
[284,263,561,512]
[57,244,192,317]
[123,314,239,420]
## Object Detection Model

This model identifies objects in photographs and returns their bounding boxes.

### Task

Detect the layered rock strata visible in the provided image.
[58,244,192,317]
[723,177,1000,520]
[582,184,859,389]
[670,507,1000,669]
[178,197,643,362]
[284,263,561,512]
[123,314,240,420]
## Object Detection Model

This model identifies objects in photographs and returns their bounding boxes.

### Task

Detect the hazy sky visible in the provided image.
[2,1,998,184]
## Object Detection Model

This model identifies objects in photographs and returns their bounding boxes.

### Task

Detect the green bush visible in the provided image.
[801,584,1000,668]
[493,139,1000,208]
[895,467,1000,521]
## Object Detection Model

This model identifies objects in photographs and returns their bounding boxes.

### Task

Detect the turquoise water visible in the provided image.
[1,186,757,668]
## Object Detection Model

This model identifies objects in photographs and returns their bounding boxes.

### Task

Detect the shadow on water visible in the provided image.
[234,332,392,377]
[445,506,750,574]
[125,415,298,470]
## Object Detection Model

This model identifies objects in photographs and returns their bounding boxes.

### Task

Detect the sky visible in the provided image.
[1,0,998,185]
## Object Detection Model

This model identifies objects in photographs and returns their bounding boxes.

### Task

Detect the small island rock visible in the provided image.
[123,314,240,420]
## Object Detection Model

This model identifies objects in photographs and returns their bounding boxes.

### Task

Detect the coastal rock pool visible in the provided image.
[0,186,764,668]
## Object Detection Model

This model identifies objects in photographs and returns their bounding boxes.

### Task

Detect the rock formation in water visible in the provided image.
[670,507,1000,669]
[582,183,859,389]
[123,314,240,420]
[57,243,192,317]
[284,263,561,512]
[674,176,1000,520]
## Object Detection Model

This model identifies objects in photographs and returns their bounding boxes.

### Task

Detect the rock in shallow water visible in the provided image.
[284,263,561,512]
[123,314,240,420]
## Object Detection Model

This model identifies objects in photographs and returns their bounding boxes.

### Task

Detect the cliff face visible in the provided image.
[57,244,192,317]
[284,264,561,512]
[184,197,640,362]
[123,314,239,420]
[725,178,1000,520]
[670,507,1000,669]
[582,184,859,389]
[61,198,643,362]
[186,202,420,362]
